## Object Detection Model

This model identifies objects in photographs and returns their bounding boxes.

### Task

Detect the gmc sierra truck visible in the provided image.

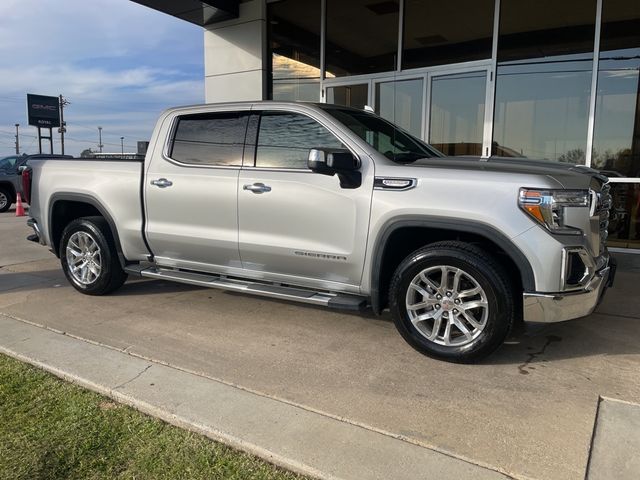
[22,102,615,362]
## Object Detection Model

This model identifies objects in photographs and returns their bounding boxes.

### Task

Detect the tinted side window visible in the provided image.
[255,112,344,168]
[170,112,248,166]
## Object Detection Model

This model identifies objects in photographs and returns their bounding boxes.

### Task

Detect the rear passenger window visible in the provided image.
[255,112,344,169]
[170,112,248,166]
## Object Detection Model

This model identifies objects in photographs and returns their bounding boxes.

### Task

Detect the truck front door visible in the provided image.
[237,109,373,292]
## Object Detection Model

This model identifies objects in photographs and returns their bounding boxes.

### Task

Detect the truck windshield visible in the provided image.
[320,105,443,163]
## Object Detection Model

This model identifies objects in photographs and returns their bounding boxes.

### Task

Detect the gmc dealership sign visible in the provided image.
[27,94,60,128]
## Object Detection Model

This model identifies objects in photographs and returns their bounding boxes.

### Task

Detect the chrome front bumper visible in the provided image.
[523,258,615,323]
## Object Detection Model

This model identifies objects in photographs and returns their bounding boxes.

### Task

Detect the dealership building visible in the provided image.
[134,0,639,251]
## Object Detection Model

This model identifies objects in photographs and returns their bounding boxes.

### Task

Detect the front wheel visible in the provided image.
[389,241,514,363]
[60,216,127,295]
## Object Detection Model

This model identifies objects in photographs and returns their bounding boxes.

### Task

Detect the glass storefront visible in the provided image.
[402,0,494,69]
[429,72,486,156]
[267,0,322,101]
[492,0,596,162]
[265,0,640,250]
[325,0,399,77]
[592,0,640,178]
[326,84,368,110]
[375,79,424,137]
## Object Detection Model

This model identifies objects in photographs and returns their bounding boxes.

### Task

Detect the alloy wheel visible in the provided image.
[66,231,102,285]
[405,265,489,347]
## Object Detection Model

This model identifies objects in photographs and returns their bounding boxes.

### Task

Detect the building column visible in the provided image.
[203,0,266,103]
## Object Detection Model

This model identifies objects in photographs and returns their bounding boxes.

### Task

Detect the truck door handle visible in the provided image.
[243,183,271,194]
[151,178,173,188]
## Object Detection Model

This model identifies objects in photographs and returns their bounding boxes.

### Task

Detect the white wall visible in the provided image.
[203,0,266,103]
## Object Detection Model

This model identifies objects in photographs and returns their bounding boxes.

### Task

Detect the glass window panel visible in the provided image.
[267,0,321,101]
[375,79,424,138]
[326,84,369,109]
[170,113,247,166]
[591,0,640,178]
[493,0,596,162]
[492,58,592,161]
[402,0,494,70]
[255,112,344,169]
[607,183,640,249]
[429,72,486,156]
[498,0,596,63]
[325,0,399,77]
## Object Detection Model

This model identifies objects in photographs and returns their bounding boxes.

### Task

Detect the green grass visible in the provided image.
[0,354,306,480]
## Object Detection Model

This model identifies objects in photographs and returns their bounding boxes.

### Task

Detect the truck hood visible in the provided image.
[409,156,605,189]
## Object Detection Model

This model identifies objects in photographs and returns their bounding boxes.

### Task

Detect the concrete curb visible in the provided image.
[0,313,514,480]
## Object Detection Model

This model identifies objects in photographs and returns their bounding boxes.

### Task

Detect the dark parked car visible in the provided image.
[0,154,72,212]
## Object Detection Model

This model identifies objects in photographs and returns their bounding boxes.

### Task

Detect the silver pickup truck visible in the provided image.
[23,101,615,362]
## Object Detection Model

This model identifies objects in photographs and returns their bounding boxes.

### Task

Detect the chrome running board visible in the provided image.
[127,266,367,311]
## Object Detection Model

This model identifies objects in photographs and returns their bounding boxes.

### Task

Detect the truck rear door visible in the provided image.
[144,110,248,271]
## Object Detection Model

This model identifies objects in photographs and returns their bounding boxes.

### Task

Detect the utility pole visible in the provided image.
[98,126,103,153]
[120,136,124,155]
[14,124,20,154]
[58,95,69,155]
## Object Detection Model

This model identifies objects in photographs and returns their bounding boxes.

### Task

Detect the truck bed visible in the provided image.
[27,157,150,262]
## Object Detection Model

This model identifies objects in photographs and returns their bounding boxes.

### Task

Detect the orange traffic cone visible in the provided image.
[15,193,25,217]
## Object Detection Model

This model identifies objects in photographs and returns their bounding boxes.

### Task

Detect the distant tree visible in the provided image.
[557,149,585,164]
[80,149,94,158]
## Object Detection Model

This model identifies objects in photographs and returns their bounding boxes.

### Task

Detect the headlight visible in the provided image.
[518,188,590,235]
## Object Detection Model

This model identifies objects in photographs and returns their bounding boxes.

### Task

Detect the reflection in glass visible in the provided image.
[375,79,424,138]
[592,0,640,178]
[256,112,343,169]
[493,0,596,161]
[325,0,399,77]
[267,0,322,101]
[498,0,596,62]
[607,183,640,249]
[326,84,368,109]
[492,56,593,161]
[402,0,494,70]
[430,72,486,156]
[171,113,248,166]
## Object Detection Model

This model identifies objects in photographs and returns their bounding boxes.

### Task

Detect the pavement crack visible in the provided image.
[518,335,562,375]
[114,364,152,389]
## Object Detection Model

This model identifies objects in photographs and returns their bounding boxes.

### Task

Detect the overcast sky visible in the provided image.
[0,0,204,156]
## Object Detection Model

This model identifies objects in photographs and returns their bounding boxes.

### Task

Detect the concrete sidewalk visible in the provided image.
[0,313,511,480]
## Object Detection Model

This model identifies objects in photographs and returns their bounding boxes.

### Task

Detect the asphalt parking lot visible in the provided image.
[1,208,639,480]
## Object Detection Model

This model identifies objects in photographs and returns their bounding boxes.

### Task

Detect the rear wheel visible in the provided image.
[0,188,11,213]
[389,241,514,363]
[60,216,127,295]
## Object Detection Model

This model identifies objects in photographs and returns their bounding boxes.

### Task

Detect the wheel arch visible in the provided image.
[49,193,126,268]
[370,216,535,314]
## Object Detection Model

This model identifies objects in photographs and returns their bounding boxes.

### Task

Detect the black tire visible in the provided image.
[389,241,514,363]
[60,216,127,295]
[0,187,12,213]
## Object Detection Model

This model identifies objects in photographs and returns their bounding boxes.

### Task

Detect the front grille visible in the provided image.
[596,182,612,254]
